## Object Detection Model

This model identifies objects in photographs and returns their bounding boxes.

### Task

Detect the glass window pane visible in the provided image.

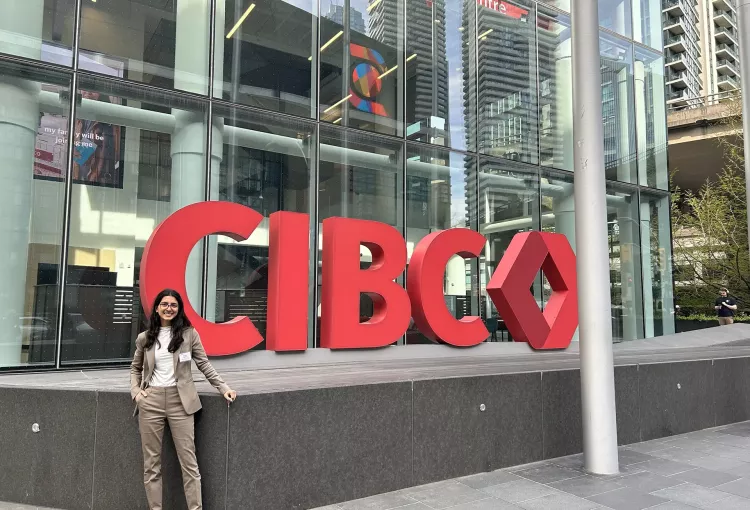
[477,0,539,165]
[320,0,403,136]
[316,125,404,343]
[538,10,572,172]
[599,0,632,38]
[79,0,210,94]
[0,1,75,65]
[635,48,668,190]
[405,145,479,343]
[208,106,315,347]
[538,0,570,14]
[478,158,540,339]
[405,0,476,151]
[600,32,636,184]
[640,191,675,337]
[61,77,208,364]
[606,183,643,341]
[0,61,71,368]
[216,0,316,118]
[632,0,661,49]
[540,169,575,329]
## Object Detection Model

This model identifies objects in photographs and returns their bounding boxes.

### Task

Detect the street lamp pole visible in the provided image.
[738,0,750,252]
[571,0,620,474]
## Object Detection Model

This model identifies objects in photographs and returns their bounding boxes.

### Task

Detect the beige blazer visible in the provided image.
[130,327,230,416]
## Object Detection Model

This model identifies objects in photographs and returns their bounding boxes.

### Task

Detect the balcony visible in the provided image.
[663,14,686,34]
[715,26,739,44]
[667,89,691,106]
[666,53,688,70]
[715,43,738,61]
[665,34,687,52]
[666,71,690,88]
[663,0,685,15]
[713,0,735,11]
[717,74,740,91]
[716,59,739,76]
[713,8,737,27]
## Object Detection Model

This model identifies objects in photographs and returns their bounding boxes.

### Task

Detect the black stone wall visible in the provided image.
[1,359,749,509]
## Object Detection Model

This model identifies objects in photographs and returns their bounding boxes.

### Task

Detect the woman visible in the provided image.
[130,289,236,510]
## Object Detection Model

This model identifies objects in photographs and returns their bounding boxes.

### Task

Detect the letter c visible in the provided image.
[140,202,264,356]
[407,229,488,346]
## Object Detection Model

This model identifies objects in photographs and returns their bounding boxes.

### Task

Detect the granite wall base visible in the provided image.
[1,358,749,509]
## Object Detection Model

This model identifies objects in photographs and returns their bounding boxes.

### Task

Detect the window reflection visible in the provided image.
[600,32,636,184]
[405,146,479,343]
[599,0,632,38]
[0,62,70,368]
[477,0,538,165]
[0,1,76,65]
[61,77,208,364]
[320,0,403,136]
[208,106,315,347]
[478,158,540,339]
[217,0,316,117]
[405,0,476,151]
[635,48,668,190]
[606,183,643,341]
[317,125,403,342]
[538,11,572,172]
[80,0,210,93]
[640,191,674,337]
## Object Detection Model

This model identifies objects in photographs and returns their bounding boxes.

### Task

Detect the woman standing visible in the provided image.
[130,289,236,510]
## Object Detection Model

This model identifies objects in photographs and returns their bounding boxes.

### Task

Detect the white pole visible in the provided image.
[571,0,620,474]
[738,0,750,253]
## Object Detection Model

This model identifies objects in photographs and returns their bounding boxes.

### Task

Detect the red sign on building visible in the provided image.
[141,202,578,356]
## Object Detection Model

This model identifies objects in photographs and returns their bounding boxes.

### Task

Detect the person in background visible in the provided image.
[715,288,737,325]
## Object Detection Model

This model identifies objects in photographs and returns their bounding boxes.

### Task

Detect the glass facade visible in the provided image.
[0,0,674,370]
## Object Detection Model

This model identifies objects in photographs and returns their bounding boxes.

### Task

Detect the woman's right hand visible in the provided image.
[135,390,147,403]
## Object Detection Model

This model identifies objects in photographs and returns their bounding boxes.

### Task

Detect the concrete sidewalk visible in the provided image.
[4,421,750,510]
[313,421,750,510]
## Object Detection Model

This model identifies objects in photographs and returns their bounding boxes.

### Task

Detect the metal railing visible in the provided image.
[666,90,742,111]
[715,43,738,58]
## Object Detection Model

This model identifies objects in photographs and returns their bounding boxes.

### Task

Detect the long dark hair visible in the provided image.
[144,289,191,353]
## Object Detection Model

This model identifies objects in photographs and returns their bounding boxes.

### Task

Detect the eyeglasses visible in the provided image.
[158,302,179,310]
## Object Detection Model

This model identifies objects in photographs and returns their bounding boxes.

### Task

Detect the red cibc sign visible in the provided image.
[140,202,578,356]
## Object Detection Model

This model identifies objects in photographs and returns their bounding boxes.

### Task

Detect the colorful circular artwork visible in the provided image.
[351,63,382,99]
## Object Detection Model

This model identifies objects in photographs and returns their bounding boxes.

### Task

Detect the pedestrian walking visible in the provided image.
[130,288,236,510]
[715,287,738,325]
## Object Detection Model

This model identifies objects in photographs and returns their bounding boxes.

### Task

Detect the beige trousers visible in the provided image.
[138,386,202,510]
[719,317,734,325]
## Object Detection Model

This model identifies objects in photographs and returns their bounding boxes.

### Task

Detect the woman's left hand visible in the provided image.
[223,389,237,404]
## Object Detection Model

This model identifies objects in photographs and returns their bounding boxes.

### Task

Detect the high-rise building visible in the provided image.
[326,4,367,34]
[663,0,741,108]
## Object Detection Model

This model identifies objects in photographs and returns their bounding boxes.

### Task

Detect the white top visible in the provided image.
[150,327,177,388]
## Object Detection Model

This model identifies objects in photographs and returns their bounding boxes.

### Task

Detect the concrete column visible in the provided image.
[171,0,221,311]
[556,38,574,171]
[572,0,620,475]
[0,1,44,367]
[639,201,655,339]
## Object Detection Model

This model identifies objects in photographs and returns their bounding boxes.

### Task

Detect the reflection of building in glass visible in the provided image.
[326,4,366,34]
[401,0,450,146]
[473,0,536,163]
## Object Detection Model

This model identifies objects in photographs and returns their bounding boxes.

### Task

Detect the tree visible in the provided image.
[671,97,748,314]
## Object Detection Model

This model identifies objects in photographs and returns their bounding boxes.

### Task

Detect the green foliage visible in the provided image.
[671,103,747,315]
[677,313,750,322]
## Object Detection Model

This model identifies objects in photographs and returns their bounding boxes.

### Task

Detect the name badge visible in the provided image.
[179,352,192,363]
